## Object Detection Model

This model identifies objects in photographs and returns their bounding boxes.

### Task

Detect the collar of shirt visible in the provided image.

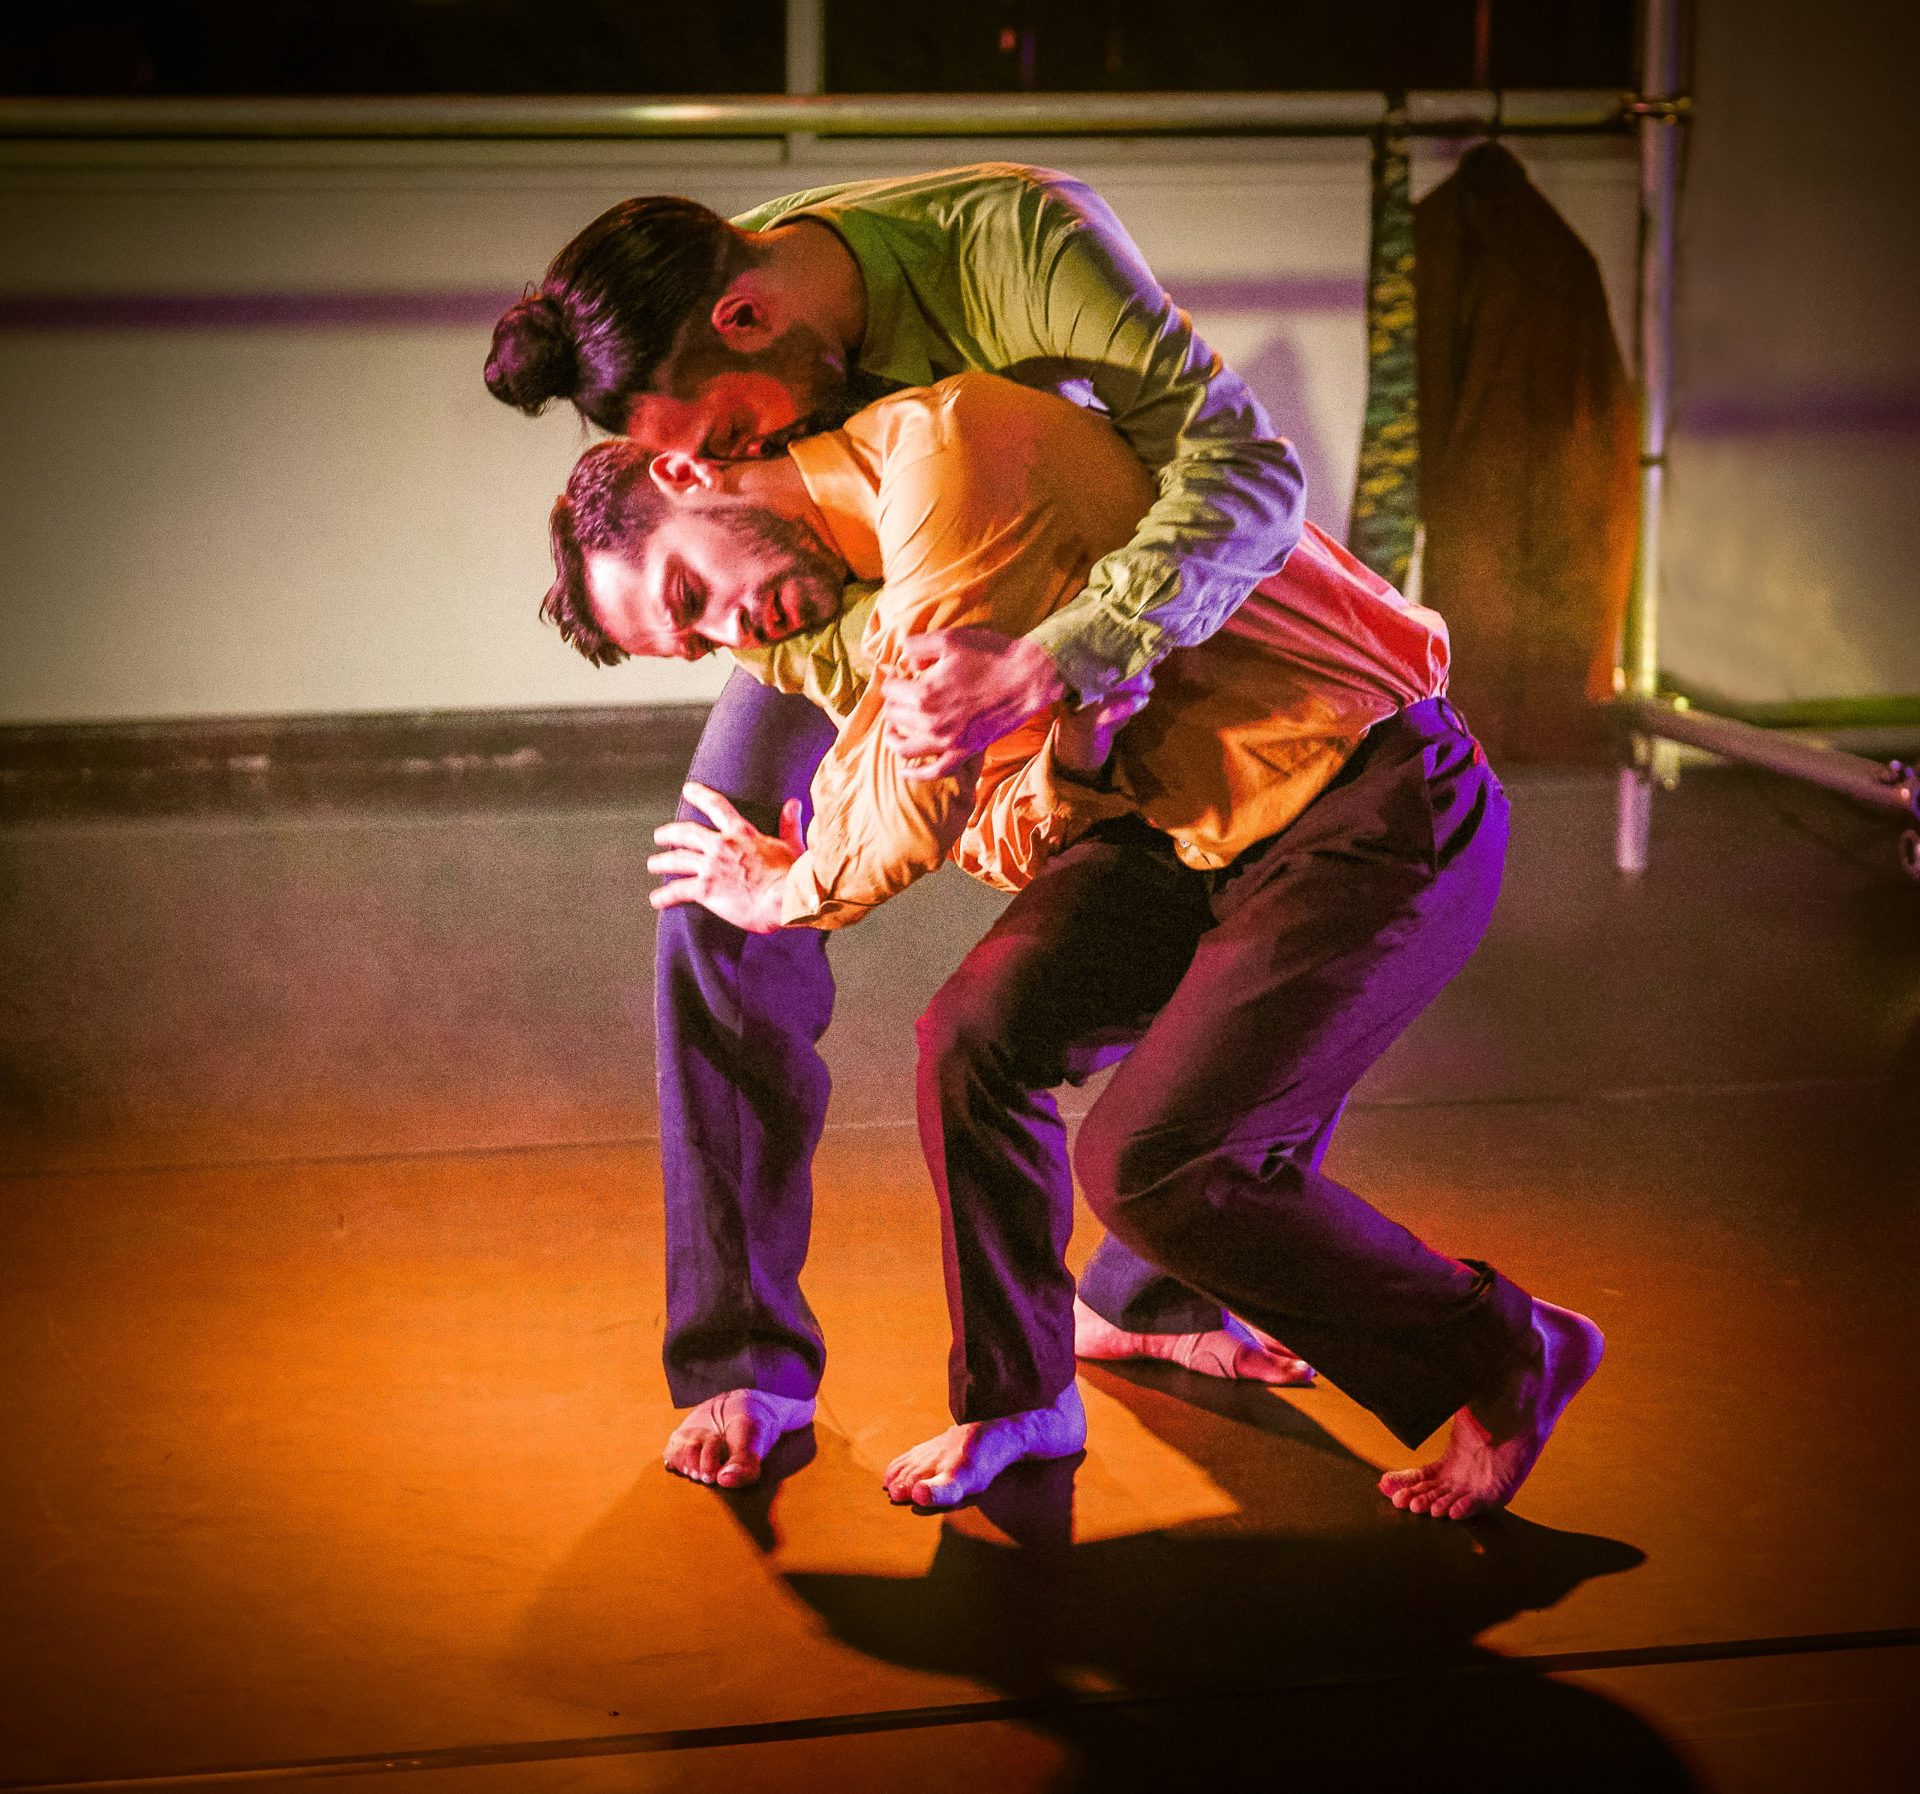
[787,426,886,581]
[797,204,938,390]
[721,419,888,712]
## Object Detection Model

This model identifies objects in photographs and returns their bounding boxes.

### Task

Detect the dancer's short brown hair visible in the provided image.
[542,439,668,666]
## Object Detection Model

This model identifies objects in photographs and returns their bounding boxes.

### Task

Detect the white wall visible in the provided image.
[3,0,1910,729]
[0,134,1634,725]
[1659,0,1920,705]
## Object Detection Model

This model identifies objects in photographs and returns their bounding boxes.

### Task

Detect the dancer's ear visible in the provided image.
[709,285,778,349]
[647,451,722,498]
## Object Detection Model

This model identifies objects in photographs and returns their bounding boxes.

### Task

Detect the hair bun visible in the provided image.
[484,290,580,414]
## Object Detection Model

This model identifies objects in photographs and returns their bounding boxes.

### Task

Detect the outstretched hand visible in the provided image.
[649,782,803,934]
[879,627,1068,782]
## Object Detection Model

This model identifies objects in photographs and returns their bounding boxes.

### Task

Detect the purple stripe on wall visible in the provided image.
[0,290,519,331]
[5,285,1917,443]
[1174,276,1371,313]
[0,276,1370,336]
[1681,389,1920,440]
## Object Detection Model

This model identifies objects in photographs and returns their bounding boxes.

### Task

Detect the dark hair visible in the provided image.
[543,438,671,665]
[486,196,746,435]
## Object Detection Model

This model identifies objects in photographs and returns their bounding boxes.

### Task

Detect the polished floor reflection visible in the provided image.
[1,763,1916,1791]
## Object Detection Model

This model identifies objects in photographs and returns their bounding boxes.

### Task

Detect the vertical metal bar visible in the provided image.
[1615,762,1655,871]
[784,0,826,158]
[1634,0,1681,705]
[1617,0,1685,873]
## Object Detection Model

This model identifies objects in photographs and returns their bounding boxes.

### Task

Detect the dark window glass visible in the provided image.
[1,2,787,97]
[0,0,1634,99]
[827,0,1635,94]
[1488,0,1637,88]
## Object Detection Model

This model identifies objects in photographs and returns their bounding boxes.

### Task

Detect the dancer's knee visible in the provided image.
[918,978,987,1069]
[1073,1103,1197,1243]
[916,965,1054,1088]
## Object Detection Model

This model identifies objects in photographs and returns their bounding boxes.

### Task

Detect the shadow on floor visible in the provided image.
[511,1365,1693,1791]
[787,1369,1685,1790]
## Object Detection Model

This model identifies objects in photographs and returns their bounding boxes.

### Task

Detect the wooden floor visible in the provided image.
[2,762,1916,1792]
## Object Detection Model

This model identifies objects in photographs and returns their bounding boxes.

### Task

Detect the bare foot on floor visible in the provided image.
[1073,1295,1315,1386]
[664,1389,815,1489]
[1379,1300,1605,1520]
[882,1383,1086,1511]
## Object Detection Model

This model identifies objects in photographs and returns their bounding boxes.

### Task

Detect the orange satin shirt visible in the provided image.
[732,375,1449,929]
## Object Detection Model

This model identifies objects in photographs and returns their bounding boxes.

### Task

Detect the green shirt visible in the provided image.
[733,162,1305,704]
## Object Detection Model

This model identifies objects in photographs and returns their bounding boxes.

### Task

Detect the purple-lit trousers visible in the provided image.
[656,667,1232,1406]
[916,697,1533,1448]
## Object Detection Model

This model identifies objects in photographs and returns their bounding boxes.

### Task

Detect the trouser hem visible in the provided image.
[1368,1257,1535,1448]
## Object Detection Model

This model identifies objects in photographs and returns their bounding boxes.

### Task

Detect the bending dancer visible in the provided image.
[538,372,1604,1519]
[489,164,1316,1486]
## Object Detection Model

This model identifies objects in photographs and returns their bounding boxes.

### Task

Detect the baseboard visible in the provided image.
[0,704,713,819]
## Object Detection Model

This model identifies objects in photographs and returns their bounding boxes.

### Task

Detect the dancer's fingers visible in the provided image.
[681,781,750,835]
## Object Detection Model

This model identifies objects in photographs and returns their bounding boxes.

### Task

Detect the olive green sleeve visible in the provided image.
[1012,183,1307,704]
[737,169,1308,706]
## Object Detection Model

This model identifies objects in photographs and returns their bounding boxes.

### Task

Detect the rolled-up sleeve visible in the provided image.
[949,718,1132,893]
[778,673,977,929]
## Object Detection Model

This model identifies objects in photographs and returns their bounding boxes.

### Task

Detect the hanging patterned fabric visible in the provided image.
[1347,96,1420,590]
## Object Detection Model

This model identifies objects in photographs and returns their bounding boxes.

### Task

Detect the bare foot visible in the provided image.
[664,1389,814,1490]
[1073,1295,1315,1386]
[1379,1300,1605,1520]
[882,1384,1086,1510]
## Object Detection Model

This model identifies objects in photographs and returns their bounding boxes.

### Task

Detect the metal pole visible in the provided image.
[0,90,1632,142]
[783,0,826,158]
[1617,0,1686,873]
[1622,699,1920,819]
